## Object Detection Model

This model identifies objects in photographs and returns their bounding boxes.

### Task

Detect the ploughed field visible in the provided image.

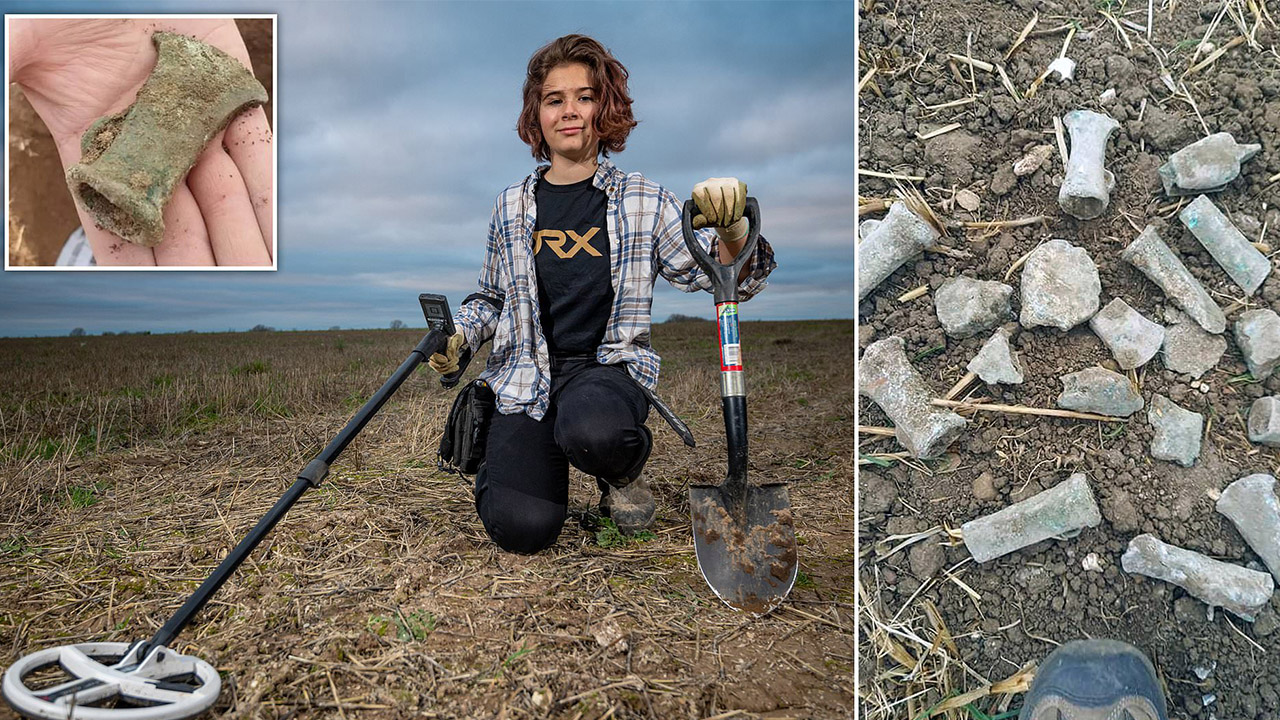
[0,320,853,719]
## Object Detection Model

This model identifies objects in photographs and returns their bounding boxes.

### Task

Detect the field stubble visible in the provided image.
[0,320,852,719]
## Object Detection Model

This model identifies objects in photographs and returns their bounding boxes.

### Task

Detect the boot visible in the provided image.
[598,473,655,533]
[596,426,655,532]
[1019,639,1167,720]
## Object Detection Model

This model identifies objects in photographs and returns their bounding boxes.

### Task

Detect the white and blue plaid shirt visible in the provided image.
[454,158,776,420]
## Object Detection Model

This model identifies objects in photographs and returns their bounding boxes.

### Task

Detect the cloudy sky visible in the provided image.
[1,0,853,337]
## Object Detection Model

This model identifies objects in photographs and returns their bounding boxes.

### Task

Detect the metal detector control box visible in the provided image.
[419,293,454,336]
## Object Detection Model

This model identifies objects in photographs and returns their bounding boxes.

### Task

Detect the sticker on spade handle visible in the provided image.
[717,302,743,371]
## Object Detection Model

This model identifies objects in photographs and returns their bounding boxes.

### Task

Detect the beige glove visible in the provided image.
[429,332,467,374]
[691,177,749,244]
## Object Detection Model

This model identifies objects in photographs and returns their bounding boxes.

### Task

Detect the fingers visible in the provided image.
[152,183,216,265]
[428,355,458,374]
[691,178,747,228]
[428,333,466,373]
[75,208,156,266]
[692,183,716,227]
[186,135,271,266]
[221,106,273,259]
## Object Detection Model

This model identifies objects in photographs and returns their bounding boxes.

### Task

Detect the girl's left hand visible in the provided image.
[691,177,748,230]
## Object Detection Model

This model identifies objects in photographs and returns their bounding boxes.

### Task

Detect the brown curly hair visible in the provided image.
[517,34,638,162]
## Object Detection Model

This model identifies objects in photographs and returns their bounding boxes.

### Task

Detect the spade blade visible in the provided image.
[690,482,797,615]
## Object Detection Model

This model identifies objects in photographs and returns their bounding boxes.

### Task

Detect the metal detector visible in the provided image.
[681,198,798,616]
[2,295,470,720]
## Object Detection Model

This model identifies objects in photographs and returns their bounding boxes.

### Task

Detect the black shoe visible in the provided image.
[1020,639,1167,720]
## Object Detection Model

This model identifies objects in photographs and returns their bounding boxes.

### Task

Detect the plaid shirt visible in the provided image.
[454,158,776,420]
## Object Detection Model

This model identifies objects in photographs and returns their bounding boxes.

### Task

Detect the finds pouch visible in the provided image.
[438,379,495,476]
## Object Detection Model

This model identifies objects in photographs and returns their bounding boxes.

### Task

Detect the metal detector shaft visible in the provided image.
[143,330,450,654]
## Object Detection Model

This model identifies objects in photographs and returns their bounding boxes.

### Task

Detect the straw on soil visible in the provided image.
[0,323,853,718]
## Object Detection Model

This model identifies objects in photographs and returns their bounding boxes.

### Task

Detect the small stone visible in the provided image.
[1102,489,1141,532]
[1082,552,1102,572]
[1148,394,1203,467]
[909,540,946,579]
[990,164,1017,196]
[1089,298,1165,369]
[1058,367,1143,417]
[1255,607,1279,637]
[1192,661,1216,681]
[1235,309,1280,380]
[1098,88,1117,104]
[1248,397,1280,447]
[1020,239,1102,331]
[1236,213,1263,240]
[1013,144,1055,177]
[955,189,980,212]
[858,323,876,349]
[861,471,899,514]
[935,276,1014,339]
[972,471,997,501]
[591,618,628,653]
[1162,321,1227,378]
[966,326,1024,384]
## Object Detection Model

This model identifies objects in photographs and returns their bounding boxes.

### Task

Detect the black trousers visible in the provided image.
[474,358,651,554]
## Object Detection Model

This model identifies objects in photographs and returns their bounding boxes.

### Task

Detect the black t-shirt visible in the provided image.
[533,173,614,357]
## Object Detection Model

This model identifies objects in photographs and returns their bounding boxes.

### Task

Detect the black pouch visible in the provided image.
[437,378,495,476]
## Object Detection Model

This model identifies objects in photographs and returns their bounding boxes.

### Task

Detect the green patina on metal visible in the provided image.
[66,32,268,247]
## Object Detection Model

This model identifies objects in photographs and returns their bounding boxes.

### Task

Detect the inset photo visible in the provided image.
[6,15,275,268]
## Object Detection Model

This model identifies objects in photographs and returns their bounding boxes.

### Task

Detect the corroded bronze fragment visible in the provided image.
[66,32,267,247]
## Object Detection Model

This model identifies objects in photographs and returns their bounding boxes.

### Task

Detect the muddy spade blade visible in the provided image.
[691,481,797,615]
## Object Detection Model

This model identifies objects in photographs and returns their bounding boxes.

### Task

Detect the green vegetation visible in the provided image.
[594,518,656,548]
[368,609,436,641]
[65,481,109,509]
[911,343,946,362]
[230,360,272,376]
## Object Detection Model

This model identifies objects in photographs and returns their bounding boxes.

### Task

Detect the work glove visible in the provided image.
[429,332,467,374]
[691,177,749,244]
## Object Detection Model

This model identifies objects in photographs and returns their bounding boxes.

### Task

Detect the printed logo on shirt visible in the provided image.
[534,228,603,259]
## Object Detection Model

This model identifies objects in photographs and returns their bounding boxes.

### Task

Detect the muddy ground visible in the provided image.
[0,321,853,718]
[858,0,1280,717]
[7,18,272,266]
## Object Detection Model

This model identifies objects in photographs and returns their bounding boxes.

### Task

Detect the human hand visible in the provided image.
[429,332,468,375]
[9,18,272,266]
[691,177,748,242]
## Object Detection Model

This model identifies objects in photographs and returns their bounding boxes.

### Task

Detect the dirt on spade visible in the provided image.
[0,320,852,719]
[858,1,1280,718]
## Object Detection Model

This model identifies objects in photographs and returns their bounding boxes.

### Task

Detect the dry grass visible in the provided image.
[0,321,853,719]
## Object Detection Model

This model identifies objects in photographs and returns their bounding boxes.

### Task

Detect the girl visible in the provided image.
[431,34,775,554]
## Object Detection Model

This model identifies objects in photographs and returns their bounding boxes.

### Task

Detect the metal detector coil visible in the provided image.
[2,642,219,720]
[4,294,463,720]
